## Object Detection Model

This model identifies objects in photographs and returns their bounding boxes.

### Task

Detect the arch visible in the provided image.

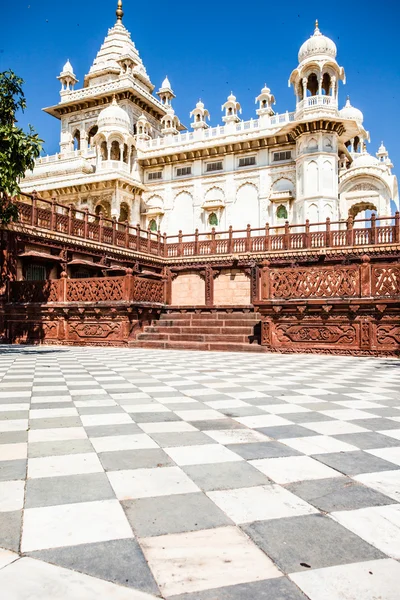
[307,73,318,96]
[149,219,158,232]
[100,141,107,160]
[349,201,377,219]
[146,194,164,210]
[307,137,318,152]
[169,191,194,234]
[230,183,259,229]
[324,136,333,151]
[276,205,288,220]
[322,72,331,95]
[119,202,130,223]
[307,203,319,223]
[204,187,225,202]
[87,126,98,148]
[95,201,111,220]
[322,160,333,191]
[110,140,120,161]
[323,203,333,220]
[271,178,294,193]
[208,212,218,226]
[73,129,80,151]
[307,160,319,195]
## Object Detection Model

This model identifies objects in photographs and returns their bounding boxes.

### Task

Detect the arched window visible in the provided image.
[73,130,81,151]
[307,73,318,96]
[87,126,98,148]
[276,205,288,220]
[119,203,129,223]
[149,219,157,232]
[123,144,128,163]
[100,141,107,160]
[110,141,120,161]
[208,212,218,226]
[322,73,331,95]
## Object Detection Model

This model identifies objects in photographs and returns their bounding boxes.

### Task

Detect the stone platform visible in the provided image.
[0,345,399,599]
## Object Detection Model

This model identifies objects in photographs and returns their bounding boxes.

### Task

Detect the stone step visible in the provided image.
[145,326,253,335]
[130,340,266,353]
[137,332,253,343]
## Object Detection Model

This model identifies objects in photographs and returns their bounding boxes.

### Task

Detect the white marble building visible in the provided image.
[22,2,398,235]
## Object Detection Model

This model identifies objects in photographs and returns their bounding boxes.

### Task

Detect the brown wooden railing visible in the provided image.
[9,272,165,305]
[14,193,400,259]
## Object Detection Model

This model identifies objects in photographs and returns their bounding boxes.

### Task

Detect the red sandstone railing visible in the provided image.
[15,193,400,258]
[8,272,165,305]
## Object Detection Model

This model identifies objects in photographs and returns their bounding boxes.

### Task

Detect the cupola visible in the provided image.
[255,85,275,116]
[298,20,337,63]
[97,97,131,134]
[157,76,175,107]
[161,106,180,135]
[339,97,363,124]
[190,100,210,129]
[57,59,78,92]
[222,93,241,124]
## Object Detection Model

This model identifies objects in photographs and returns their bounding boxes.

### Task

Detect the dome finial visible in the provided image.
[116,0,124,22]
[314,19,321,35]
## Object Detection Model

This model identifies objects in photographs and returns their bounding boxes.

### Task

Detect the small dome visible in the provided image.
[351,152,380,169]
[161,76,171,89]
[61,59,74,75]
[227,92,237,103]
[97,97,130,132]
[377,141,387,154]
[298,21,337,63]
[340,97,363,124]
[196,100,205,109]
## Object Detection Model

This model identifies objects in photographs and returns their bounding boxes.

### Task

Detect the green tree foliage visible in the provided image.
[0,70,43,224]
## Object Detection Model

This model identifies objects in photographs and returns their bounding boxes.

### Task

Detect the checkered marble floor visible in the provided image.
[1,345,400,599]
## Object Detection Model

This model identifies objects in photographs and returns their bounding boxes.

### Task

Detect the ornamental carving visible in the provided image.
[66,278,125,302]
[373,266,400,297]
[132,278,164,304]
[349,183,378,192]
[376,325,400,346]
[68,322,121,338]
[275,324,356,345]
[9,280,59,303]
[270,267,359,299]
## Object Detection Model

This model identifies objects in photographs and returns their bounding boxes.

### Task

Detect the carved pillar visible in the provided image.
[360,255,371,297]
[260,260,270,300]
[261,319,272,347]
[124,268,134,301]
[302,77,307,100]
[58,271,67,302]
[250,264,260,304]
[205,266,214,307]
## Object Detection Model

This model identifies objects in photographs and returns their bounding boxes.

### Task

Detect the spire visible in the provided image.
[116,0,124,22]
[314,19,321,36]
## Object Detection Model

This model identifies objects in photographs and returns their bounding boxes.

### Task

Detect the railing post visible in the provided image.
[194,229,199,255]
[147,229,151,253]
[112,217,117,245]
[284,221,290,250]
[304,219,310,248]
[58,271,67,302]
[346,215,354,246]
[51,197,57,231]
[83,208,89,239]
[260,260,270,300]
[370,213,376,245]
[325,217,331,247]
[124,268,134,301]
[31,191,37,226]
[211,227,216,254]
[99,212,104,243]
[163,233,168,257]
[125,221,130,248]
[136,223,141,252]
[228,226,233,253]
[157,230,162,255]
[395,212,400,243]
[67,204,73,235]
[264,222,270,251]
[164,267,172,304]
[178,230,183,257]
[246,224,251,252]
[250,264,259,303]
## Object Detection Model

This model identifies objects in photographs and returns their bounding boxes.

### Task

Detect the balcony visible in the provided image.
[296,95,338,120]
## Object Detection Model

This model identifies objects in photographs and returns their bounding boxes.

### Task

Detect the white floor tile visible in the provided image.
[107,466,199,500]
[0,548,19,570]
[28,453,103,479]
[354,471,400,502]
[140,526,280,597]
[208,484,317,523]
[280,435,358,455]
[234,415,291,428]
[123,404,170,413]
[250,456,343,484]
[332,504,400,559]
[28,427,87,443]
[0,442,27,460]
[378,429,400,441]
[366,447,400,467]
[290,559,400,600]
[204,429,270,445]
[0,403,29,412]
[138,422,198,433]
[90,434,159,453]
[80,413,133,426]
[29,408,78,420]
[74,400,117,408]
[0,419,28,432]
[175,410,227,422]
[165,444,242,466]
[204,399,249,409]
[319,409,377,421]
[302,421,368,435]
[261,404,311,414]
[21,500,132,552]
[0,480,25,511]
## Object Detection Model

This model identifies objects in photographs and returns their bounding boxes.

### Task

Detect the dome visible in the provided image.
[62,59,74,74]
[227,93,237,103]
[340,97,363,124]
[97,97,130,132]
[298,21,337,63]
[351,152,380,169]
[161,76,172,89]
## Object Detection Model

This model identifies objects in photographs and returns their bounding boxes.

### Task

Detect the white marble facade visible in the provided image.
[21,5,398,235]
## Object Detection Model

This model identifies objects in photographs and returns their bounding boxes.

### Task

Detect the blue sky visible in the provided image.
[2,0,399,179]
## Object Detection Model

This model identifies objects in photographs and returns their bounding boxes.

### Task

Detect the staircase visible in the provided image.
[131,310,265,352]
